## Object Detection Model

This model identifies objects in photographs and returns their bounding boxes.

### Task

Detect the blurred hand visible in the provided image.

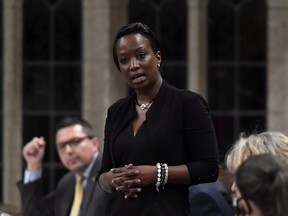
[22,136,46,171]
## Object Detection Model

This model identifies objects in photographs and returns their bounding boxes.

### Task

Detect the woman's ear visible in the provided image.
[156,51,162,63]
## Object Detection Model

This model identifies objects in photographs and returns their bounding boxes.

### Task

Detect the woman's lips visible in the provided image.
[131,73,146,84]
[132,76,145,84]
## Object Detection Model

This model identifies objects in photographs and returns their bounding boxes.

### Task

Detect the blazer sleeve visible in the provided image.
[182,92,219,184]
[17,179,54,216]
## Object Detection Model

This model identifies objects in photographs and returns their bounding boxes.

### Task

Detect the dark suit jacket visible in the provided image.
[17,154,107,216]
[189,180,234,216]
[99,81,219,216]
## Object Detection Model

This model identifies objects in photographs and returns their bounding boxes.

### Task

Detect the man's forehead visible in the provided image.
[56,124,84,141]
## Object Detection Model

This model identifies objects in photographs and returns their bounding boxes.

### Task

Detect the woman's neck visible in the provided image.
[135,77,162,103]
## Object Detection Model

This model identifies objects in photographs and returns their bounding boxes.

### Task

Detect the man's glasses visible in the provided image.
[57,136,91,152]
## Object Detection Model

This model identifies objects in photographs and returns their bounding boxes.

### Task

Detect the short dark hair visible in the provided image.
[55,117,96,138]
[112,22,161,70]
[236,154,288,216]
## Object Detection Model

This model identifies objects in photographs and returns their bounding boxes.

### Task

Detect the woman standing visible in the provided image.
[98,22,219,216]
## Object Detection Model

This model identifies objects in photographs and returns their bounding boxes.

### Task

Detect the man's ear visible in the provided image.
[92,137,100,149]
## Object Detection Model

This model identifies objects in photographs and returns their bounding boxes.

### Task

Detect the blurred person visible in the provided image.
[226,131,288,174]
[234,154,288,216]
[189,165,234,216]
[17,117,106,216]
[98,22,219,216]
[225,131,288,212]
[225,131,288,174]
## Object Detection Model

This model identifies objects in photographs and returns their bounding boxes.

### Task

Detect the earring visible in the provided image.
[157,63,161,68]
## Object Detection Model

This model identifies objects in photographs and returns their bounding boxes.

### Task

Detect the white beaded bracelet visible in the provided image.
[155,163,162,191]
[162,163,168,188]
[155,163,169,191]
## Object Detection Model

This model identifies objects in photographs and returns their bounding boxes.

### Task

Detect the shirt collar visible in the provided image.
[82,151,99,179]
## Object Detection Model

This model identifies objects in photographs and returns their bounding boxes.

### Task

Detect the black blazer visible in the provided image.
[17,154,107,216]
[99,81,219,216]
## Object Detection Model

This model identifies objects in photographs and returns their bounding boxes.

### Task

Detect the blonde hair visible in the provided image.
[225,131,288,174]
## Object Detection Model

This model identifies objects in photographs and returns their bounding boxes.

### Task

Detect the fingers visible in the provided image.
[24,137,45,156]
[22,137,46,171]
[110,164,147,199]
[125,163,133,169]
[115,184,141,193]
[112,177,141,187]
[38,136,46,148]
[124,193,138,199]
[125,191,142,199]
[109,165,158,199]
[115,182,142,199]
[124,189,142,199]
[111,165,139,178]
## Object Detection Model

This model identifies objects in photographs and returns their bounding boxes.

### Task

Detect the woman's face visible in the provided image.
[115,33,162,90]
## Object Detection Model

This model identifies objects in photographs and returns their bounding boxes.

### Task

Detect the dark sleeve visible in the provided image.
[189,185,234,216]
[17,179,54,216]
[182,92,219,184]
[190,190,222,216]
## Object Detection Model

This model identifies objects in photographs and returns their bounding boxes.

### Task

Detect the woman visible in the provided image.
[234,154,288,216]
[98,22,219,216]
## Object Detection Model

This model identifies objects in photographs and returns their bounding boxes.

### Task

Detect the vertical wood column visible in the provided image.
[2,0,23,210]
[82,0,128,146]
[187,0,208,98]
[267,0,288,134]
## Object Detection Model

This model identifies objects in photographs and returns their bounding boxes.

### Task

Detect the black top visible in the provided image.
[100,81,219,216]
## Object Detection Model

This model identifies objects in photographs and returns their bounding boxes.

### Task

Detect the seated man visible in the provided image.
[17,117,107,216]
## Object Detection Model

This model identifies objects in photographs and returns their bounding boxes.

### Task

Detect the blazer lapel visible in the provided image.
[109,94,136,167]
[80,155,102,215]
[56,174,75,216]
[112,93,136,139]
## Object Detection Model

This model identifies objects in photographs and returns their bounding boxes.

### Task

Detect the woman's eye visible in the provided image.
[138,53,146,59]
[120,58,128,64]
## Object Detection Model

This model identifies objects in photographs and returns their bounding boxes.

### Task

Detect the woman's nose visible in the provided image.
[129,58,139,70]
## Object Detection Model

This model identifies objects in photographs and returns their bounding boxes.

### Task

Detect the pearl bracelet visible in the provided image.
[156,163,162,191]
[162,163,168,188]
[155,163,169,191]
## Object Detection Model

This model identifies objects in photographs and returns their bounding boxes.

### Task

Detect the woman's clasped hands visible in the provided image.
[110,163,156,199]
